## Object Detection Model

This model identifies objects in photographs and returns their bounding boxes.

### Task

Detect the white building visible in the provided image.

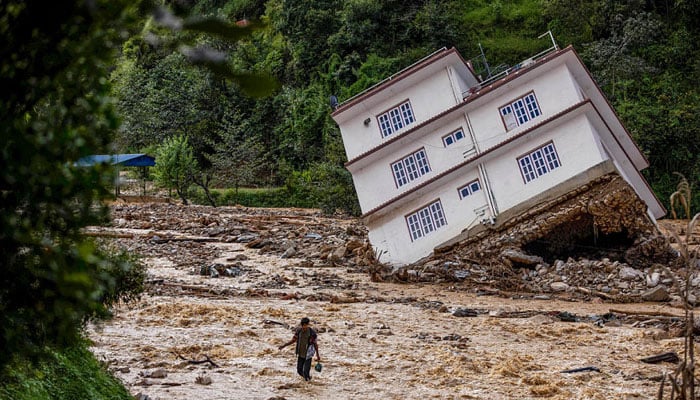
[331,44,665,266]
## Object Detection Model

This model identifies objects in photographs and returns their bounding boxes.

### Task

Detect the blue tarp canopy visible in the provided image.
[76,154,155,167]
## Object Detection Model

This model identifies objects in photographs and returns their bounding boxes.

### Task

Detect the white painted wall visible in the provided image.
[367,112,610,265]
[337,69,462,161]
[468,64,583,152]
[350,115,473,213]
[341,49,661,266]
[485,113,608,212]
[366,166,488,265]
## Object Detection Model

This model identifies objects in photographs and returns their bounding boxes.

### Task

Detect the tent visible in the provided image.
[76,154,156,196]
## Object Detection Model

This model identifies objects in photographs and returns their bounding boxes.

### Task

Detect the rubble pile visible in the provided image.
[100,192,697,304]
[108,202,378,270]
[375,174,699,303]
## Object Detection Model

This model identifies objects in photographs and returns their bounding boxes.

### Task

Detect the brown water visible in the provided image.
[88,236,693,400]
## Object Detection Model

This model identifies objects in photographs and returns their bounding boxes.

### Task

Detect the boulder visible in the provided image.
[641,286,670,302]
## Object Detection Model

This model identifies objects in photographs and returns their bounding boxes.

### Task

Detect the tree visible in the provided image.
[0,0,148,369]
[152,135,199,205]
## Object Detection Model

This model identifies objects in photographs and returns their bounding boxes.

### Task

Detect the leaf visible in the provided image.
[182,17,258,41]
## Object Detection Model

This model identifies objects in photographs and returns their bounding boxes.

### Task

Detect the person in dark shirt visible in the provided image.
[278,317,321,381]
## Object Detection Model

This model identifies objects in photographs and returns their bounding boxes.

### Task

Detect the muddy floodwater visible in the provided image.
[87,203,696,399]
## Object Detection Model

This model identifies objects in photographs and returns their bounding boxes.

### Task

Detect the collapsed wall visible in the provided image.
[376,173,685,300]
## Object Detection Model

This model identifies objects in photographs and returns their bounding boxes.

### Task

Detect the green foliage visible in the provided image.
[0,0,148,370]
[0,341,131,400]
[190,186,295,207]
[97,243,147,308]
[109,0,700,221]
[152,134,199,204]
[284,162,360,216]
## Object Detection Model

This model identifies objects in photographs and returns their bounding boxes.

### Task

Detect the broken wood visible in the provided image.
[174,352,220,368]
[575,286,616,300]
[609,309,682,319]
[641,352,680,364]
[83,231,134,239]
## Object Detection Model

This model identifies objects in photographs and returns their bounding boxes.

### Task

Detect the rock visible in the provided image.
[135,393,152,400]
[330,246,346,260]
[501,249,543,266]
[195,374,212,385]
[646,272,660,287]
[619,267,643,281]
[550,282,569,292]
[641,286,670,302]
[281,246,296,259]
[452,308,478,317]
[236,234,258,243]
[146,368,167,379]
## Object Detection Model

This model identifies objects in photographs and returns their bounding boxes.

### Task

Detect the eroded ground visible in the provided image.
[87,203,697,400]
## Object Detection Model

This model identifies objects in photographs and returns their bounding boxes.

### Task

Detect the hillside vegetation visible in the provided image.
[112,0,700,214]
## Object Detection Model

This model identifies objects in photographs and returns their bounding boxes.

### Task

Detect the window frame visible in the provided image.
[499,91,541,131]
[442,128,466,147]
[517,142,561,183]
[458,179,481,199]
[405,199,447,241]
[390,148,431,188]
[377,100,415,138]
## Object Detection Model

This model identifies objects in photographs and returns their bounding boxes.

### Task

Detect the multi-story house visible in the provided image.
[330,43,665,266]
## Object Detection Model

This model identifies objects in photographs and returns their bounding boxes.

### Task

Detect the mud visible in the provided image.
[87,203,698,400]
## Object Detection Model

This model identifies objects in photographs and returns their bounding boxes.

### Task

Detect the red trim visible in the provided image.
[345,47,575,168]
[332,48,469,117]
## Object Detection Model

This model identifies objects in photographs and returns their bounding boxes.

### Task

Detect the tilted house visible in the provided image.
[331,45,665,266]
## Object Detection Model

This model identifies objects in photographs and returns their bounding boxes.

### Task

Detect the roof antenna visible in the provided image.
[538,30,559,51]
[478,43,492,78]
[329,95,339,110]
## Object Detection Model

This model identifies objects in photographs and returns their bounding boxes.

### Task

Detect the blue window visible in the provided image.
[406,200,447,241]
[391,148,431,187]
[500,92,541,131]
[518,142,561,183]
[458,180,481,199]
[442,129,466,147]
[378,101,415,137]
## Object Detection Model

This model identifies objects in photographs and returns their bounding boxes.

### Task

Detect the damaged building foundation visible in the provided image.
[375,172,690,303]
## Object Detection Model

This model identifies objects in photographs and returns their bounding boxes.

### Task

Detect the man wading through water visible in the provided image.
[279,317,321,381]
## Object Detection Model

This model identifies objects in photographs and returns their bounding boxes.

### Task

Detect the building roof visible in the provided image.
[331,47,476,118]
[76,154,155,167]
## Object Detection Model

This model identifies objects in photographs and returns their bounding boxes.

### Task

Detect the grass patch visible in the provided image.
[0,341,131,400]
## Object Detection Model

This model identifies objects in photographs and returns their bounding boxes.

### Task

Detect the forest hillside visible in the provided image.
[112,0,700,214]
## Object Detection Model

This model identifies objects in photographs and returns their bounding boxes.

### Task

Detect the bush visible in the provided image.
[0,340,131,400]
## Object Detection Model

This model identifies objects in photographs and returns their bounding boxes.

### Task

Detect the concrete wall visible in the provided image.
[366,165,487,265]
[485,113,608,212]
[338,69,461,161]
[350,114,473,212]
[468,64,583,152]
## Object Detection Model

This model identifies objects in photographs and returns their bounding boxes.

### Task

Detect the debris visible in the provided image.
[263,319,290,329]
[640,352,680,364]
[452,308,478,317]
[555,311,577,322]
[641,286,670,302]
[195,374,212,385]
[141,368,167,379]
[173,352,220,368]
[561,366,601,373]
